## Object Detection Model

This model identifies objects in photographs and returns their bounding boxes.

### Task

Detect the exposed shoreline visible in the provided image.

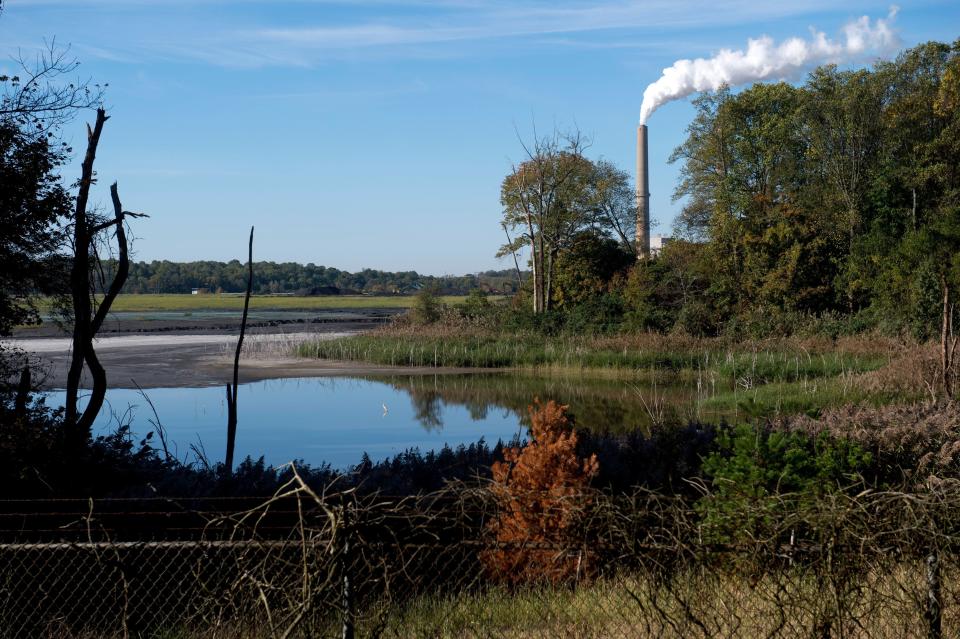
[6,310,475,389]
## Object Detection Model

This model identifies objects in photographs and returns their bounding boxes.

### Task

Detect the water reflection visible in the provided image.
[370,372,722,435]
[47,373,720,470]
[410,391,443,430]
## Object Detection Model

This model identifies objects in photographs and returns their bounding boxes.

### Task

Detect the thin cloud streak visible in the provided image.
[248,1,861,50]
[5,0,886,68]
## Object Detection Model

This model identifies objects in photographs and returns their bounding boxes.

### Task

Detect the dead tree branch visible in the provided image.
[225,226,254,473]
[64,108,144,442]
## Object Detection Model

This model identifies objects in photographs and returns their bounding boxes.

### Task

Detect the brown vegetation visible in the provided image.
[483,400,599,584]
[782,400,960,482]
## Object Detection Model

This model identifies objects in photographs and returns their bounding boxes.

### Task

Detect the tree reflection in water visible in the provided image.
[373,372,721,434]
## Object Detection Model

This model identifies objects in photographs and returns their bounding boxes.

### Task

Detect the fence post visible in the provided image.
[926,549,941,639]
[341,503,355,639]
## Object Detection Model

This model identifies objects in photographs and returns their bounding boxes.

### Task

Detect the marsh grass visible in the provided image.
[297,329,908,419]
[701,377,896,417]
[215,331,350,360]
[297,331,889,380]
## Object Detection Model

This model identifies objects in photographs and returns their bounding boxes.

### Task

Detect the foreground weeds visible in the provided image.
[386,564,960,639]
[12,475,960,638]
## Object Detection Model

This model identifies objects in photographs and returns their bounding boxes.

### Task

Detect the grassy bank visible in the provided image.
[298,330,890,378]
[42,293,487,313]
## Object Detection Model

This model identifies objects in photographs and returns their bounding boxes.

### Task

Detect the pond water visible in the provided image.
[48,373,717,470]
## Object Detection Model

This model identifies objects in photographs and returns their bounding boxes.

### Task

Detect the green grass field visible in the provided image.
[60,294,480,313]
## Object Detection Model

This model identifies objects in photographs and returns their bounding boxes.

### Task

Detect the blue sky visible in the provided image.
[1,1,957,275]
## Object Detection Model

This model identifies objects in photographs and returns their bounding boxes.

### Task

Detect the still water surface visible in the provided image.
[49,373,708,469]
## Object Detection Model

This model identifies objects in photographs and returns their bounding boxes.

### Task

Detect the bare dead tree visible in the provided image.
[225,226,254,473]
[64,108,146,442]
[0,40,105,135]
[501,222,524,293]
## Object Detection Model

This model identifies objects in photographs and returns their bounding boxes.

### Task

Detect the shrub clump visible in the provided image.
[483,400,599,585]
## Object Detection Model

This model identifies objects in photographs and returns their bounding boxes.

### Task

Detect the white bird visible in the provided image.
[381,402,389,417]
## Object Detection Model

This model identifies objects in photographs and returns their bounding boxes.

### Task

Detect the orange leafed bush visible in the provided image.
[482,399,599,585]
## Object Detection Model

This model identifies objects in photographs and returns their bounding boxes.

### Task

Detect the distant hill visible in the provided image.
[115,260,526,296]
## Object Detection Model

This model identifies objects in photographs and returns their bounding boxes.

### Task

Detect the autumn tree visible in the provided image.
[499,130,638,313]
[483,400,599,584]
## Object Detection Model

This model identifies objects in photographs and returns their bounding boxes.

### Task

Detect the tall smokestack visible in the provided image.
[636,124,650,259]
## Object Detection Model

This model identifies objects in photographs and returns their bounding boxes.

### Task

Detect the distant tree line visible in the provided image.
[113,260,523,296]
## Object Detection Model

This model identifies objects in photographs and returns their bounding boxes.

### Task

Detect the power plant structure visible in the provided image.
[635,124,650,259]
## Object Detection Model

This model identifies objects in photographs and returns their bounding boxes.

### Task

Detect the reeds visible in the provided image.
[297,332,888,379]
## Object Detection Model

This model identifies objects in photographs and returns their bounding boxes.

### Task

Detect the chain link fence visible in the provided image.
[3,473,960,637]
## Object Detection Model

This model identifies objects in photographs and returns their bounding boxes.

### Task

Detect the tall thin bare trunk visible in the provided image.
[536,228,546,313]
[64,109,143,444]
[77,184,133,436]
[941,277,955,398]
[225,226,254,473]
[523,216,539,313]
[544,249,555,312]
[501,223,523,293]
[65,109,108,441]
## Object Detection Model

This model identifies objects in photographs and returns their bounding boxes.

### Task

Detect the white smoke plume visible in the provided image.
[639,8,900,124]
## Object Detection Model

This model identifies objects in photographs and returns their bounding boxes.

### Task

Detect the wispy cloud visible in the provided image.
[6,0,893,68]
[244,1,863,49]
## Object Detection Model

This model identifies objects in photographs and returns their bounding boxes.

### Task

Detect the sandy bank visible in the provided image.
[5,330,475,390]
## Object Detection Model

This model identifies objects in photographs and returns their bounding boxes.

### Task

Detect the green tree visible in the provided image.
[622,240,714,334]
[552,230,633,308]
[671,82,834,318]
[699,424,871,543]
[669,87,734,241]
[498,131,594,314]
[411,287,441,325]
[0,123,70,341]
[586,159,638,255]
[499,131,637,314]
[0,44,100,389]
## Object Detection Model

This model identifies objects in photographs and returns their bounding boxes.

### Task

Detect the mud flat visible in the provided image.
[5,308,452,389]
[15,307,401,338]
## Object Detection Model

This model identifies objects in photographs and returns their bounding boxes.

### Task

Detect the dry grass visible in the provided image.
[215,331,349,360]
[382,562,957,638]
[782,399,960,480]
[857,341,943,399]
